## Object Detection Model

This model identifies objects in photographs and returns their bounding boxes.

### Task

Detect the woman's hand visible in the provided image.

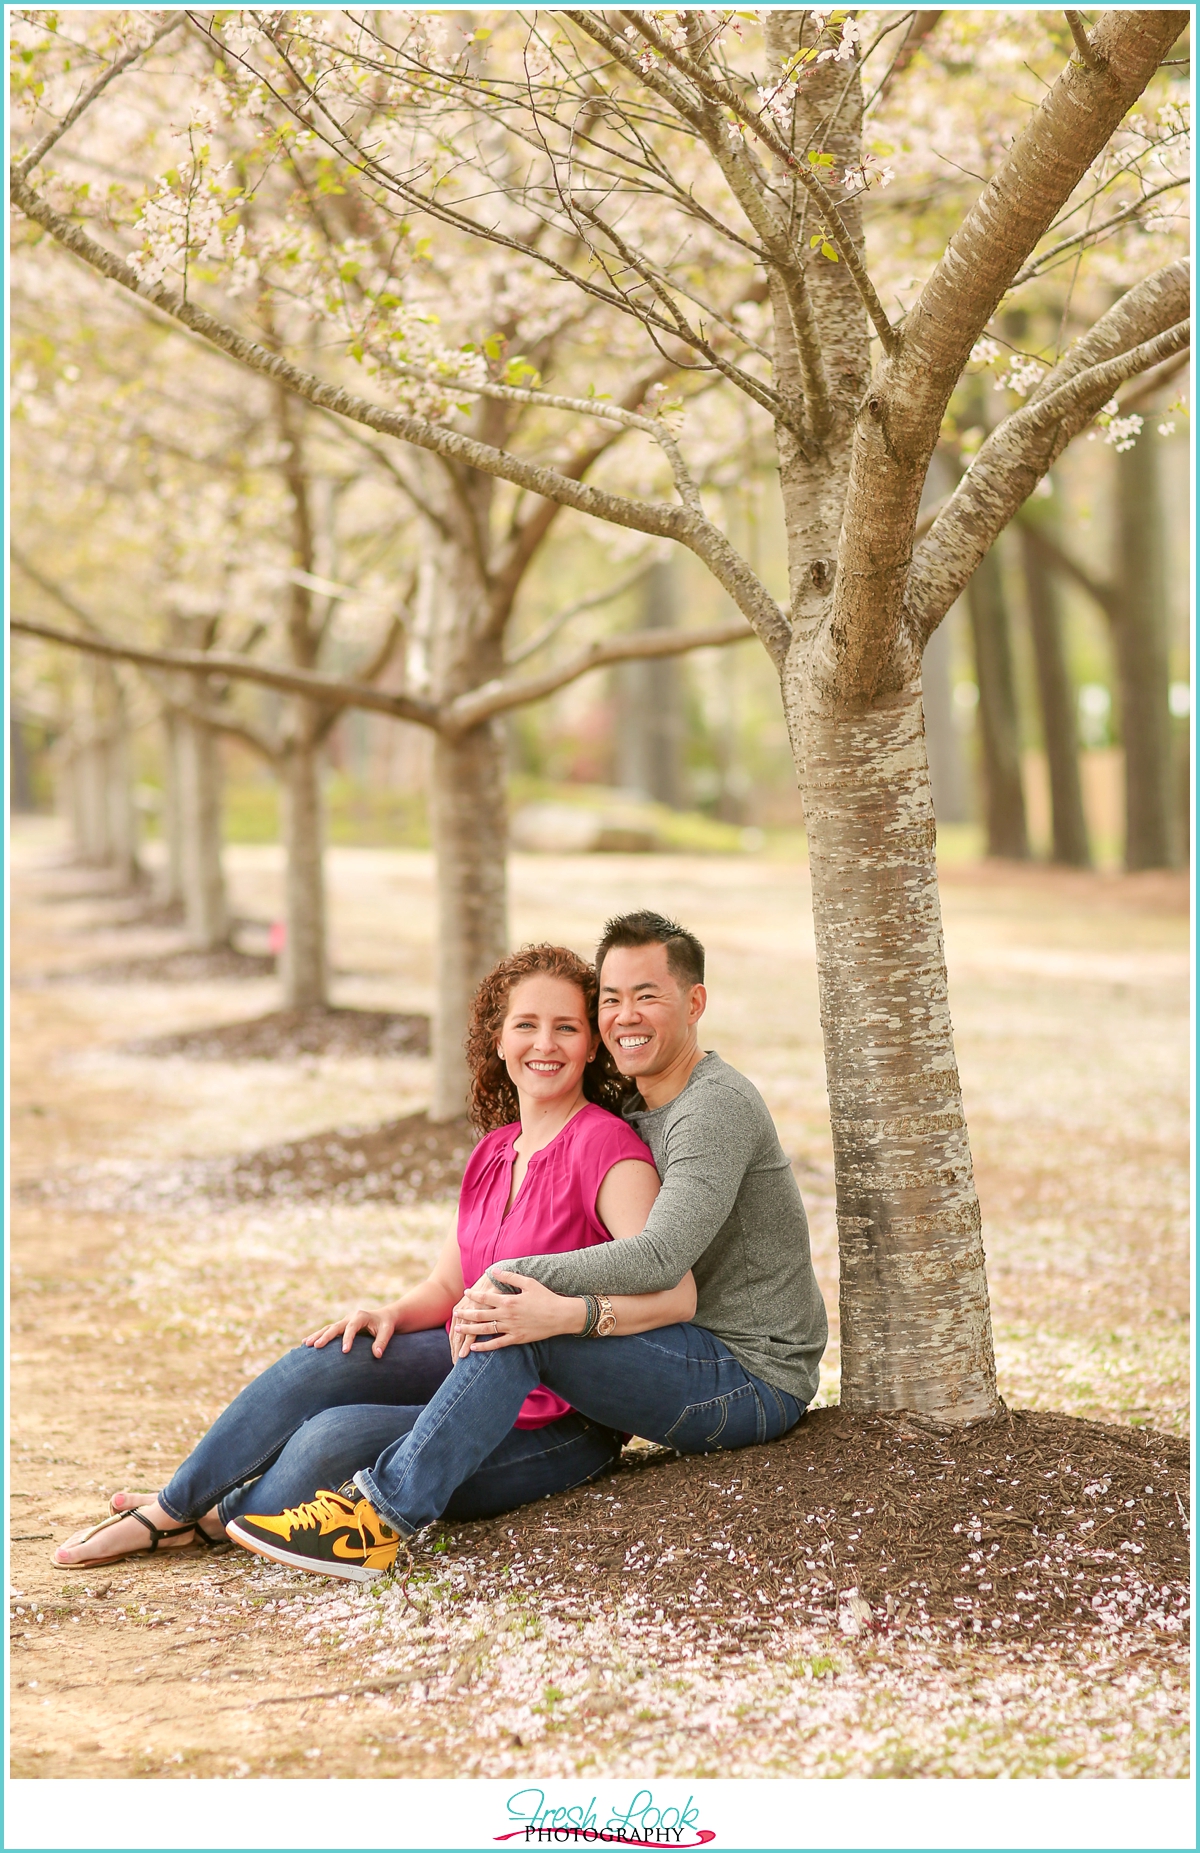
[303,1304,401,1357]
[450,1270,585,1360]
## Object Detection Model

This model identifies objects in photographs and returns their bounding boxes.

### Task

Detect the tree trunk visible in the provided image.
[1019,522,1091,867]
[159,711,185,906]
[104,683,140,888]
[430,723,508,1121]
[1112,437,1175,868]
[618,559,684,807]
[80,737,111,863]
[174,705,228,950]
[10,709,36,812]
[967,545,1029,859]
[921,613,970,825]
[279,722,328,1010]
[795,678,998,1419]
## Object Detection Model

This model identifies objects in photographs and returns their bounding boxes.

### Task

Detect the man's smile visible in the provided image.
[617,1034,652,1049]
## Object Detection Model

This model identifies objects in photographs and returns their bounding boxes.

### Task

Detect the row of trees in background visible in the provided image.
[960,373,1186,872]
[11,8,1189,1422]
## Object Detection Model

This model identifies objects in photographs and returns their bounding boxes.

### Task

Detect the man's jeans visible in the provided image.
[358,1322,803,1537]
[157,1330,622,1527]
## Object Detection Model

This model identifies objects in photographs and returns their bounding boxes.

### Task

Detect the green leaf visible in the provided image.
[482,334,503,362]
[821,243,839,262]
[807,150,834,166]
[810,233,823,249]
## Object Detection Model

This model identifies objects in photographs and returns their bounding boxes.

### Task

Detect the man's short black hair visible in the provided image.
[595,910,705,988]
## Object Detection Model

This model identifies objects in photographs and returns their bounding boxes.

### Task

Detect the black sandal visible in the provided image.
[53,1507,201,1568]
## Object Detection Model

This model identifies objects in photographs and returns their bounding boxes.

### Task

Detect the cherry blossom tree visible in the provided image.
[11,8,1189,1416]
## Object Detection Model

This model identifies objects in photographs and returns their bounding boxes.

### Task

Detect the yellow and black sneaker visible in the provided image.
[226,1483,402,1582]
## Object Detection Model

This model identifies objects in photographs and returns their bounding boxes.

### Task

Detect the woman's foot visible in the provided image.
[53,1499,214,1567]
[108,1491,227,1541]
[108,1489,159,1515]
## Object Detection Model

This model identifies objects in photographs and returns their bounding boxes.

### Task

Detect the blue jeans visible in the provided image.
[157,1329,622,1527]
[357,1322,803,1537]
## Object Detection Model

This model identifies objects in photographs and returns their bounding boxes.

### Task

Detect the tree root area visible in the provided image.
[212,1110,473,1205]
[444,1407,1190,1648]
[123,1005,431,1061]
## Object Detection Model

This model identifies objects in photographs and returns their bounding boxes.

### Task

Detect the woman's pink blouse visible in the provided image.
[455,1102,657,1429]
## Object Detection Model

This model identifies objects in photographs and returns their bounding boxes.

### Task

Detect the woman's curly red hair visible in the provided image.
[465,943,632,1134]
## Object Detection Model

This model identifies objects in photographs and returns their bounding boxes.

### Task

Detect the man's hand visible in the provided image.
[450,1270,586,1361]
[304,1305,400,1357]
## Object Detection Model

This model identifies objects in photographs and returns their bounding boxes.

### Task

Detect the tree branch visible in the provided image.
[443,620,756,735]
[11,619,441,729]
[906,306,1188,640]
[890,8,1187,439]
[1064,10,1108,72]
[373,351,704,513]
[13,12,184,180]
[593,9,899,356]
[505,560,656,667]
[9,170,791,665]
[1011,177,1189,287]
[1013,513,1117,615]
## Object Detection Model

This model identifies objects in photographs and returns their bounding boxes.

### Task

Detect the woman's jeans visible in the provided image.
[357,1322,803,1537]
[157,1330,623,1528]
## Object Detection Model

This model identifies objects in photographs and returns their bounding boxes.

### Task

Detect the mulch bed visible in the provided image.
[447,1408,1190,1647]
[216,1111,473,1205]
[27,946,277,986]
[123,1006,431,1062]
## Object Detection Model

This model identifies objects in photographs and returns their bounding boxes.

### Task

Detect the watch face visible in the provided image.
[597,1311,618,1337]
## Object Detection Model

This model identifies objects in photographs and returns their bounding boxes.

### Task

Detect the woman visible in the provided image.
[54,945,695,1575]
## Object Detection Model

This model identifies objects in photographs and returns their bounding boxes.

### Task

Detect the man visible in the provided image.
[230,911,827,1574]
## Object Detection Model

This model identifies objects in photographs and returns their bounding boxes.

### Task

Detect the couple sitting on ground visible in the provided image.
[56,911,828,1581]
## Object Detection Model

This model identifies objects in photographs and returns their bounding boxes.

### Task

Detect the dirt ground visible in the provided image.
[8,823,1191,1779]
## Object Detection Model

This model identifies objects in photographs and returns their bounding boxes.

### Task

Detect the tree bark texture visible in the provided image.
[430,722,508,1121]
[280,721,328,1010]
[794,679,996,1418]
[1113,436,1176,868]
[1019,523,1091,867]
[174,702,229,950]
[967,546,1029,860]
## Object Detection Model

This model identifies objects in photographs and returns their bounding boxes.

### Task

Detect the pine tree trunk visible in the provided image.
[429,723,508,1121]
[1019,524,1090,867]
[1112,438,1175,868]
[175,707,228,950]
[795,678,998,1419]
[967,545,1029,858]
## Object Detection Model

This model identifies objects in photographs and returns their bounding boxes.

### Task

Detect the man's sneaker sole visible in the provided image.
[225,1518,379,1583]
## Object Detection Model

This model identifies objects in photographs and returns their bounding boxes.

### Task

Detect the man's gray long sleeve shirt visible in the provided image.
[493,1052,828,1404]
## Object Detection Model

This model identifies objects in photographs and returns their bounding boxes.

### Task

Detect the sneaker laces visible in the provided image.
[274,1490,354,1535]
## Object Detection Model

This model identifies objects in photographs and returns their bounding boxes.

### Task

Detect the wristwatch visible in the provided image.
[592,1293,617,1338]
